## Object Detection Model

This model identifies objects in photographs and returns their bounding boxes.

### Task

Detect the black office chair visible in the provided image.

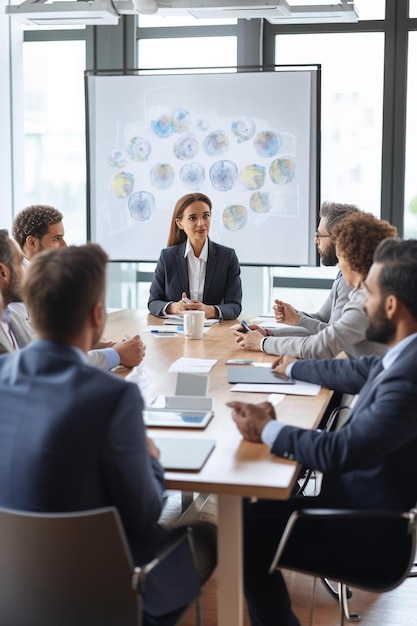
[296,400,353,497]
[0,505,202,626]
[269,506,417,626]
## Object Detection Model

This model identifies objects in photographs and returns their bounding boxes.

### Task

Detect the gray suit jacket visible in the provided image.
[270,273,352,339]
[0,308,113,371]
[148,238,242,320]
[263,287,386,359]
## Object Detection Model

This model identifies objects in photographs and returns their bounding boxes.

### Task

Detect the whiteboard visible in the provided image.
[86,67,320,266]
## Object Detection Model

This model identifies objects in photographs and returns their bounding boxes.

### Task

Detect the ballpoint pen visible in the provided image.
[240,320,250,333]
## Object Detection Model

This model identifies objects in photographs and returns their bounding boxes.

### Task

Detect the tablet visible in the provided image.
[227,366,295,384]
[153,437,216,471]
[143,408,213,428]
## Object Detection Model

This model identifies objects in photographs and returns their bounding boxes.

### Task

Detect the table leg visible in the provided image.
[217,494,243,626]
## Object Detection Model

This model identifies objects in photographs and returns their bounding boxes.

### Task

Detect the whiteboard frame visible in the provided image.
[85,65,321,267]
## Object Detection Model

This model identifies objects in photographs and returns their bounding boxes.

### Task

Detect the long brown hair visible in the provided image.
[166,193,212,247]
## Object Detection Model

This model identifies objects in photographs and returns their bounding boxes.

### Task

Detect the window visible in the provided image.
[404,32,417,238]
[275,33,384,216]
[138,36,236,71]
[22,39,86,243]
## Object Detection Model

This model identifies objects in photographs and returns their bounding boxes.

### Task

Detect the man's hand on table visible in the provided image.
[227,401,276,443]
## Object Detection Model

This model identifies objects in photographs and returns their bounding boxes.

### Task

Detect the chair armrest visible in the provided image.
[132,526,193,594]
[297,508,413,520]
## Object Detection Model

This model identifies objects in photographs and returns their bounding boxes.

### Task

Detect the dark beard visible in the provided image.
[365,302,395,344]
[320,244,338,267]
[3,269,23,306]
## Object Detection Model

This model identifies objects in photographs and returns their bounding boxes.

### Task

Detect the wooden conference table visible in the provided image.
[104,310,332,626]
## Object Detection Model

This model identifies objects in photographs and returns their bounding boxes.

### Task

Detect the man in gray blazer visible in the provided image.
[6,210,143,369]
[0,242,216,624]
[270,201,359,334]
[238,201,359,343]
[228,238,417,626]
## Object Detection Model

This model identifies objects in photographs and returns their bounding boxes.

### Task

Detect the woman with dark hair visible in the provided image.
[148,193,242,320]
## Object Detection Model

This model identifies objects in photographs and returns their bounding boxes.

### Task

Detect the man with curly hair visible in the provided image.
[12,204,66,259]
[4,212,144,370]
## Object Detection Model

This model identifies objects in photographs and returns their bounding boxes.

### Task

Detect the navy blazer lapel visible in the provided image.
[203,239,218,297]
[175,242,189,291]
[346,359,386,425]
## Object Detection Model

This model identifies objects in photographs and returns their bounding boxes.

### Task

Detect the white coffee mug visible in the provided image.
[183,310,205,339]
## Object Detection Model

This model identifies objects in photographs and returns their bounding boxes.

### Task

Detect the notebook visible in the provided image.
[227,365,295,385]
[153,437,216,471]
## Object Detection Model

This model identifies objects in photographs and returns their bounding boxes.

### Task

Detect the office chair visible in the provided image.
[0,505,201,626]
[269,506,417,626]
[296,399,353,497]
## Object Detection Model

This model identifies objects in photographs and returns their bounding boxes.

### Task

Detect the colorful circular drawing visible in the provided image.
[128,191,155,221]
[150,163,175,189]
[209,160,238,191]
[151,114,173,139]
[197,118,209,132]
[239,164,266,190]
[111,171,134,198]
[108,150,127,168]
[203,131,229,157]
[180,162,205,190]
[231,117,256,143]
[253,130,282,158]
[171,108,191,133]
[173,133,199,160]
[250,191,272,214]
[269,158,296,185]
[223,205,248,231]
[127,137,152,162]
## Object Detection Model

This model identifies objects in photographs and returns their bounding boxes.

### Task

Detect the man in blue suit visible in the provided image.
[0,243,216,625]
[228,238,417,626]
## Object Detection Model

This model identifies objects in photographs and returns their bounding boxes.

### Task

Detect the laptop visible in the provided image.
[153,437,216,471]
[227,365,295,385]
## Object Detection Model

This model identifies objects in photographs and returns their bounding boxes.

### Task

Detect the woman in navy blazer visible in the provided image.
[148,193,242,320]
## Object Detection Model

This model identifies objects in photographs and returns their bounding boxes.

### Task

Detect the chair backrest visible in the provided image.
[0,506,140,626]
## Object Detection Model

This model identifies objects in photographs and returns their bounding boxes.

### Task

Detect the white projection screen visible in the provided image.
[86,66,320,266]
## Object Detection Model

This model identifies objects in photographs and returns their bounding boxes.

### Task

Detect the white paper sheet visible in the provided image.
[168,357,218,373]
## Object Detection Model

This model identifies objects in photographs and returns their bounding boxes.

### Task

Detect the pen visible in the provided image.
[240,320,250,333]
[151,330,178,336]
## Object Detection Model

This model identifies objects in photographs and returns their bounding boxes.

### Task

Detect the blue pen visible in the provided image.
[240,320,250,333]
[151,330,178,336]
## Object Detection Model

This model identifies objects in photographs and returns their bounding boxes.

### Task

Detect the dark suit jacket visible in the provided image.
[148,238,242,320]
[0,340,199,615]
[272,337,417,511]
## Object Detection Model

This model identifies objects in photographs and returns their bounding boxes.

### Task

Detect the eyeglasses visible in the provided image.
[314,232,331,239]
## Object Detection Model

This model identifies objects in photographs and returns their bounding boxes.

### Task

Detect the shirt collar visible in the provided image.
[35,338,89,364]
[382,332,417,371]
[184,237,209,262]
